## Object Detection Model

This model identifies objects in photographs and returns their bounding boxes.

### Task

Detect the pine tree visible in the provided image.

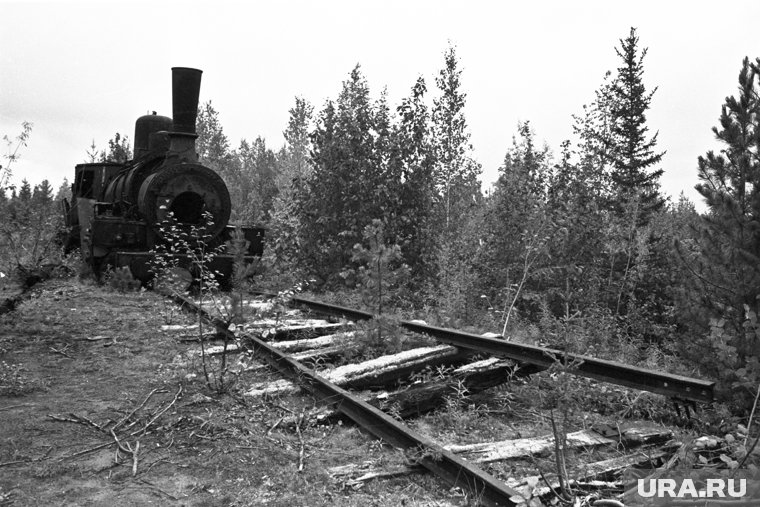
[669,57,760,404]
[693,57,760,335]
[606,27,665,222]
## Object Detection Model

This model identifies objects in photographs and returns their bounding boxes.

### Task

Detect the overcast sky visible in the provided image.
[2,0,759,206]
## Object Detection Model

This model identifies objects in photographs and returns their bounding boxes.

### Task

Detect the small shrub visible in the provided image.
[345,316,405,362]
[148,211,234,394]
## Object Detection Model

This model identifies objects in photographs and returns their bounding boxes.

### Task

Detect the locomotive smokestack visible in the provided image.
[166,67,202,163]
[171,67,202,134]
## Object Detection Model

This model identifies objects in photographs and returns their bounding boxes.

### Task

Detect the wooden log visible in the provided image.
[448,430,618,464]
[274,332,355,353]
[196,331,355,357]
[243,345,461,398]
[281,358,538,427]
[329,429,672,488]
[507,449,669,499]
[448,427,673,464]
[290,344,359,363]
[373,358,519,418]
[242,319,347,341]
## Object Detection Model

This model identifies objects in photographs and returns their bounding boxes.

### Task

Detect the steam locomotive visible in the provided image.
[62,67,264,286]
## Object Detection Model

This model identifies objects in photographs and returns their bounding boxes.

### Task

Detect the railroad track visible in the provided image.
[169,292,716,506]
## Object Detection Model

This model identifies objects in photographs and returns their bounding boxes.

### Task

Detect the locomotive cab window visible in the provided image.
[74,169,95,199]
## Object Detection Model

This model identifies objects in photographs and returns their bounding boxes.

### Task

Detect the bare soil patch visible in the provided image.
[0,279,461,506]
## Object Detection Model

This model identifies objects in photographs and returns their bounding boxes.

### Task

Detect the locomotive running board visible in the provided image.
[256,293,715,404]
[175,294,523,507]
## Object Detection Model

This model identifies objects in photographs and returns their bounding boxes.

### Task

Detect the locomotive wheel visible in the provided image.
[138,163,231,242]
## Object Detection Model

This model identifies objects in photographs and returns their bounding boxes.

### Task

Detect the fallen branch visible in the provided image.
[50,385,183,466]
[111,428,140,476]
[48,413,104,431]
[84,335,110,341]
[49,346,73,358]
[139,385,183,436]
[0,460,27,467]
[61,441,114,460]
[295,412,306,472]
[112,388,165,432]
[0,404,33,412]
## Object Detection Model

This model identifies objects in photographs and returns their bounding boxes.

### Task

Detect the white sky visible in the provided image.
[2,0,759,206]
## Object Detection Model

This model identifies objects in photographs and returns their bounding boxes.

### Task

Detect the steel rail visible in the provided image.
[268,293,715,404]
[175,294,521,506]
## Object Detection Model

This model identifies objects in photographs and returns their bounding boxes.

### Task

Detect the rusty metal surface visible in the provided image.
[262,294,715,404]
[170,67,202,134]
[175,294,521,507]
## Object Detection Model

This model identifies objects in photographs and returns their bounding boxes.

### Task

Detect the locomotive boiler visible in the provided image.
[62,67,264,286]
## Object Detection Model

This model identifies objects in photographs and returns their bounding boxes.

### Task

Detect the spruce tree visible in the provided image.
[18,179,31,201]
[606,27,665,222]
[32,179,54,204]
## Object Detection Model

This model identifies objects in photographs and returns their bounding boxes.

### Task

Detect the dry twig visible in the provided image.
[49,345,73,358]
[139,385,183,436]
[112,388,165,432]
[110,428,140,476]
[267,417,284,435]
[295,411,306,472]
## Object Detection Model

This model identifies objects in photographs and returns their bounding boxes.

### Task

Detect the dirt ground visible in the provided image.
[0,278,461,506]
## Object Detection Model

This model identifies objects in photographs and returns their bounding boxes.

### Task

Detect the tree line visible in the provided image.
[192,29,760,408]
[2,28,759,409]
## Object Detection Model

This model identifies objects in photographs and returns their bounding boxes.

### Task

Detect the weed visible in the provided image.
[0,360,41,396]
